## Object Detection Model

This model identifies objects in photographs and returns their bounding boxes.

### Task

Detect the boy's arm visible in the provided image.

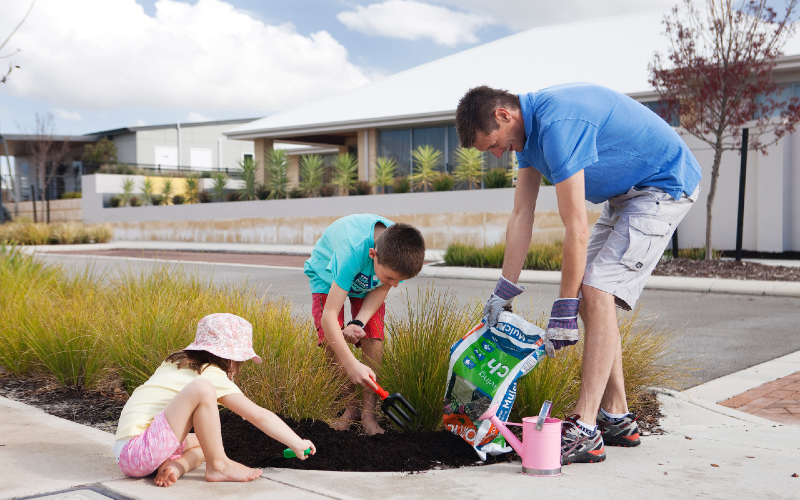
[323,282,380,391]
[342,284,391,341]
[219,393,316,459]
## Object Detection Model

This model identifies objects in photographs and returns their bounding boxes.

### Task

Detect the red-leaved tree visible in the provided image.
[650,0,800,259]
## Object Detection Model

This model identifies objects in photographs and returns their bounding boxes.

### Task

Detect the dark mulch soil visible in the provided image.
[653,258,800,281]
[220,411,515,472]
[0,369,664,471]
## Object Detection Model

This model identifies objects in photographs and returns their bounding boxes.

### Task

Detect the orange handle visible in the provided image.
[368,376,389,399]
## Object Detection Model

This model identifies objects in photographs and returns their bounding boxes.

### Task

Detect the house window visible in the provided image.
[378,128,412,176]
[242,153,254,162]
[412,127,446,172]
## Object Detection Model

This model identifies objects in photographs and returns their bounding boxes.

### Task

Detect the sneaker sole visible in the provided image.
[562,447,606,465]
[602,433,641,447]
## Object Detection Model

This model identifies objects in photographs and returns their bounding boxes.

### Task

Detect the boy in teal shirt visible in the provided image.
[304,214,426,435]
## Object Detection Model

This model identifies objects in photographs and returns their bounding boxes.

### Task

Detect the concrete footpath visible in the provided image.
[3,354,800,500]
[20,240,800,298]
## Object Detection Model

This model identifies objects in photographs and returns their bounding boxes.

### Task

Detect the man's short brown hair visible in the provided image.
[455,85,521,148]
[375,223,426,278]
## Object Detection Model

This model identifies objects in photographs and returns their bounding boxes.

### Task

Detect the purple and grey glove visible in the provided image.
[483,276,526,327]
[544,298,581,358]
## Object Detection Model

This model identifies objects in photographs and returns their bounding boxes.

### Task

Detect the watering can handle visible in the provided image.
[368,376,389,399]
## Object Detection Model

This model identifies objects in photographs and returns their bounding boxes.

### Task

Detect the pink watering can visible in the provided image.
[479,401,562,477]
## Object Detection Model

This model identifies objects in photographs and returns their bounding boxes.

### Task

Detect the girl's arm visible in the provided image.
[219,393,315,459]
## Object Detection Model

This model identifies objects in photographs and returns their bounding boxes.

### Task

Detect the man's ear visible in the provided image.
[495,108,511,123]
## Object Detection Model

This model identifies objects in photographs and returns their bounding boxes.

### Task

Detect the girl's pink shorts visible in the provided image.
[118,410,187,477]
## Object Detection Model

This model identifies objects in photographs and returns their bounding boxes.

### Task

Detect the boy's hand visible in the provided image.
[290,440,316,460]
[342,323,366,344]
[344,359,378,391]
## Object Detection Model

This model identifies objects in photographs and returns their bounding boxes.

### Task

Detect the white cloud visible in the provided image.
[186,112,212,122]
[134,119,148,127]
[0,0,373,113]
[435,0,676,32]
[337,0,493,46]
[50,108,83,121]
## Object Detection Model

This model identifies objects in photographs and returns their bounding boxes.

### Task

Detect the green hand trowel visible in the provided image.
[269,447,311,460]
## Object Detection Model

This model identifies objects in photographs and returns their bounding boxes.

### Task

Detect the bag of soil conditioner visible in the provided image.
[443,311,547,459]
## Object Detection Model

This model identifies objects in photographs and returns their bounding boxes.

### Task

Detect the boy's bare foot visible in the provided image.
[205,459,262,483]
[332,407,360,431]
[155,458,185,487]
[362,419,385,436]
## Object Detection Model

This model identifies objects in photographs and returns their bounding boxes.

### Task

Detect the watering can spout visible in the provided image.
[479,404,525,458]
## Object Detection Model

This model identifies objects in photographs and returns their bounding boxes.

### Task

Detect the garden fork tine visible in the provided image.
[369,376,418,429]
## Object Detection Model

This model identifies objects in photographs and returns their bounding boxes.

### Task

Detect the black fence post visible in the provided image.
[735,128,749,262]
[672,227,679,259]
[31,184,37,223]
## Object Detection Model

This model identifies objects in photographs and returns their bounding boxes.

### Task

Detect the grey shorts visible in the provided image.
[582,186,699,310]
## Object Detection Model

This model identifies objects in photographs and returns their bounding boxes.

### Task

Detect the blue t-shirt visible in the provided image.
[516,83,702,204]
[304,214,395,298]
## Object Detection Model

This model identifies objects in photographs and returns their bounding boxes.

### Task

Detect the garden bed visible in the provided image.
[0,369,664,472]
[652,258,800,281]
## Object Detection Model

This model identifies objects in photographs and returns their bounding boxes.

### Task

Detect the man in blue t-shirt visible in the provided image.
[455,83,701,465]
[304,214,426,435]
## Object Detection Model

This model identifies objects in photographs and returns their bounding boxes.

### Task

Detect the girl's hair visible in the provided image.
[164,349,231,375]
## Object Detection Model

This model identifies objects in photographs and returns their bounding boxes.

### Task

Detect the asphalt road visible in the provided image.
[38,253,800,388]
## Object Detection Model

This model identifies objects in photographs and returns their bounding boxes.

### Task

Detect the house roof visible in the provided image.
[225,11,800,140]
[91,118,262,137]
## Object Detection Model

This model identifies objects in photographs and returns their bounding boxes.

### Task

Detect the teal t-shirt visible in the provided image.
[304,214,395,298]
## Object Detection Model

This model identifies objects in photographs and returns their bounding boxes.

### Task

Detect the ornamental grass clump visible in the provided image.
[443,241,563,271]
[51,221,89,245]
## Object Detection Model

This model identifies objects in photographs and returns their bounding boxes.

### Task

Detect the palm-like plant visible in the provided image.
[184,175,199,204]
[265,149,289,200]
[119,177,135,207]
[211,171,228,202]
[372,156,397,194]
[409,145,442,192]
[298,154,324,197]
[331,153,358,195]
[140,177,155,206]
[238,157,259,201]
[161,178,175,205]
[454,147,484,190]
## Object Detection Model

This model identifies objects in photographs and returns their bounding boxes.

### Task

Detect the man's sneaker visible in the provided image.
[561,415,606,465]
[597,411,641,447]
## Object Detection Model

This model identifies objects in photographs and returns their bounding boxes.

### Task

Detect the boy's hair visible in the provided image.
[375,223,426,278]
[455,85,521,148]
[165,349,231,375]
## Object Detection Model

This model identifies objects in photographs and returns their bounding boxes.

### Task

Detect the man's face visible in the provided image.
[472,108,526,158]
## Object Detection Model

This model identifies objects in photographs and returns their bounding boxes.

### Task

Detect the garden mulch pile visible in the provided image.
[653,258,800,281]
[0,371,663,472]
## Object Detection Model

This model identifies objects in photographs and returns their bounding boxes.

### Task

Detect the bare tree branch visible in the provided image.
[1,0,36,84]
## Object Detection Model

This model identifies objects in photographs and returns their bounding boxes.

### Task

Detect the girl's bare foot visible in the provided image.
[332,407,360,431]
[155,459,185,487]
[205,458,262,483]
[362,419,385,436]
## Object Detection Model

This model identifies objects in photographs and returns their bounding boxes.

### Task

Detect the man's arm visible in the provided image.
[501,167,543,283]
[322,282,378,389]
[554,170,589,298]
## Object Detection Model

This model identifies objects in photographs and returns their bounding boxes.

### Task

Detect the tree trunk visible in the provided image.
[705,135,725,261]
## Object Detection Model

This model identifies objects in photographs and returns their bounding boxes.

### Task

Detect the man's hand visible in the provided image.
[341,323,366,344]
[544,298,581,358]
[483,276,526,327]
[343,358,378,391]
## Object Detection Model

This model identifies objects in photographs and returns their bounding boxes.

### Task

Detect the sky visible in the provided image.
[0,0,791,141]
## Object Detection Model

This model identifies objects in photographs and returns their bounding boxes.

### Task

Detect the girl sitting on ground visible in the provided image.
[113,313,315,487]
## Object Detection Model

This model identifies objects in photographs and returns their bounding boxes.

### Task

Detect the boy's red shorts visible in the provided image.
[311,293,385,347]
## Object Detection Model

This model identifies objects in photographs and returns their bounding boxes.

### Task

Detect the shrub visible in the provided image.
[373,157,397,194]
[298,154,324,198]
[119,177,136,206]
[257,184,271,201]
[410,145,442,192]
[198,191,211,203]
[171,194,185,205]
[140,177,156,206]
[393,176,411,194]
[238,157,259,201]
[443,241,563,271]
[184,175,199,204]
[51,222,89,245]
[332,153,358,195]
[226,191,240,202]
[265,149,290,200]
[22,223,52,245]
[150,194,163,206]
[484,168,511,189]
[432,173,454,192]
[108,195,121,208]
[161,179,175,205]
[351,180,373,196]
[61,192,81,199]
[129,196,142,207]
[88,223,114,244]
[318,184,336,197]
[289,187,306,199]
[454,148,483,190]
[211,172,228,202]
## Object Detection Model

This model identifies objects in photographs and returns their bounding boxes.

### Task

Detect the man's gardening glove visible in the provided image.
[483,276,526,327]
[544,298,581,358]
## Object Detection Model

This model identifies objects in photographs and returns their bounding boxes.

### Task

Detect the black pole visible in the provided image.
[31,184,37,223]
[672,227,679,258]
[735,128,749,262]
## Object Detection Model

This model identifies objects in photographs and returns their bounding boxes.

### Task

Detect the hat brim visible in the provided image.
[184,344,262,364]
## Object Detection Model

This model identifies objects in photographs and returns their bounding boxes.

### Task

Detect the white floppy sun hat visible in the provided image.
[184,313,262,364]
